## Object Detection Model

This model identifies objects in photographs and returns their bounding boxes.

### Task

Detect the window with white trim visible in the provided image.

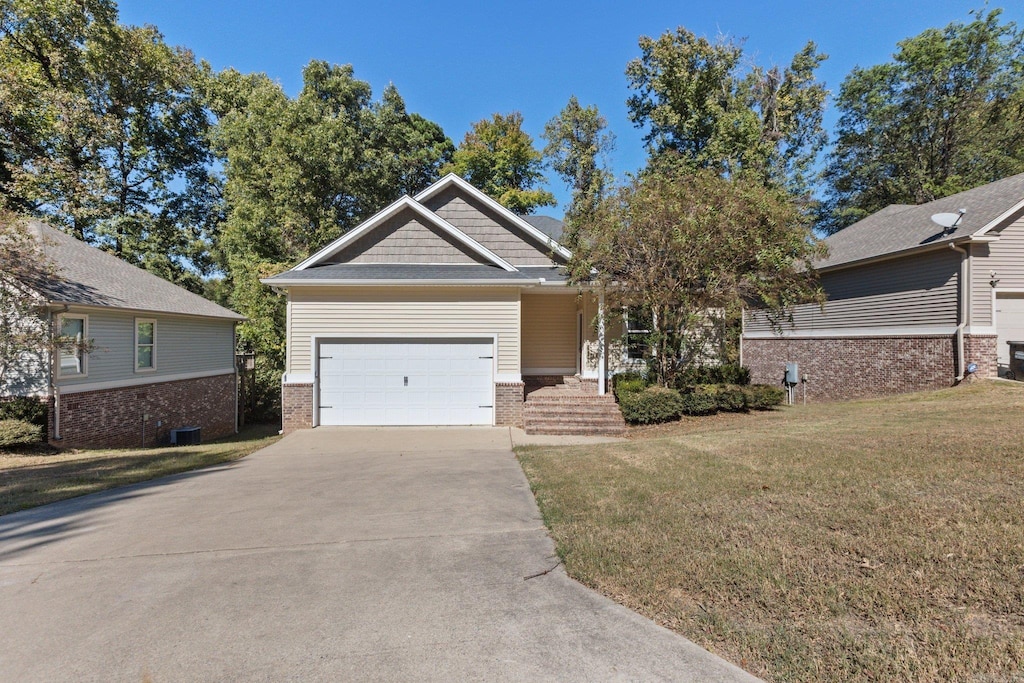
[58,315,87,376]
[624,308,653,361]
[135,318,156,371]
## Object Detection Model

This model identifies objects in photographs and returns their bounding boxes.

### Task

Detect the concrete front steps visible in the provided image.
[522,381,627,436]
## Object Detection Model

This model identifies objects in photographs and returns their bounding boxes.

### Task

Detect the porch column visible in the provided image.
[597,289,607,395]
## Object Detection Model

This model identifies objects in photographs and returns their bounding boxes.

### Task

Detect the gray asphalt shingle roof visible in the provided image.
[264,263,569,282]
[520,215,564,243]
[26,220,244,320]
[820,173,1024,270]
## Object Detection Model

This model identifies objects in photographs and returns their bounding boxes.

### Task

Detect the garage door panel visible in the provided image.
[996,294,1024,368]
[317,339,494,426]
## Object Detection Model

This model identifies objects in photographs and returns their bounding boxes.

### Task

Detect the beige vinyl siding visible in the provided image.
[287,286,520,375]
[330,209,484,265]
[971,215,1024,327]
[745,249,960,333]
[58,309,235,388]
[422,187,560,267]
[521,292,578,372]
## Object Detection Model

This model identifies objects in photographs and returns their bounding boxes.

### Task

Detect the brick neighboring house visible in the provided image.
[4,220,245,448]
[262,173,627,435]
[742,173,1024,401]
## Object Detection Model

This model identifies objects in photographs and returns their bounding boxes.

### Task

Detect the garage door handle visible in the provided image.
[479,356,493,359]
[479,405,493,408]
[319,356,332,360]
[321,406,333,409]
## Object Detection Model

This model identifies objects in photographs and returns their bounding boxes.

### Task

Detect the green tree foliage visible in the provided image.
[570,164,824,387]
[626,27,827,195]
[822,10,1024,233]
[443,112,555,213]
[209,61,453,376]
[0,0,216,289]
[542,96,615,245]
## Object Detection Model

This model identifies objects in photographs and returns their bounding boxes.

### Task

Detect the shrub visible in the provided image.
[0,397,48,428]
[619,386,684,424]
[716,384,749,412]
[743,384,786,410]
[676,364,751,387]
[679,386,718,416]
[0,419,43,448]
[613,371,649,400]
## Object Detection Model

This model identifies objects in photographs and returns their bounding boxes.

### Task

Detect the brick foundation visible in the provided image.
[495,382,525,428]
[281,383,314,433]
[743,334,1001,402]
[54,373,236,448]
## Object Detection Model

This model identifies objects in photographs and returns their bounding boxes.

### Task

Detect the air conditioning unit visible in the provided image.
[170,426,201,445]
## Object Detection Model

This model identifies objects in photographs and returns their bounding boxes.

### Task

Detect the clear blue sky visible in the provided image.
[119,0,1024,216]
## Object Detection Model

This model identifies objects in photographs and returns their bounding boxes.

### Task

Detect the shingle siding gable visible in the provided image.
[326,209,487,265]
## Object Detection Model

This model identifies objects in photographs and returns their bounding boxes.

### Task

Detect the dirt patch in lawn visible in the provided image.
[0,424,281,516]
[518,381,1024,682]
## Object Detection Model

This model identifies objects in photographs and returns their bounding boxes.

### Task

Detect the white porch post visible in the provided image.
[597,289,607,396]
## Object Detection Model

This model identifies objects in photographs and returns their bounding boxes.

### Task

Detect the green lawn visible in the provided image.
[0,423,281,516]
[517,381,1024,682]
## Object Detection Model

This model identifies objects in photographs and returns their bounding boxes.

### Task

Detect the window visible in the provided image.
[135,319,156,371]
[58,315,87,376]
[624,308,652,361]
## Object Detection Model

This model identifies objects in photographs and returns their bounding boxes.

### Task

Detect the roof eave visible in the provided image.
[259,278,545,287]
[817,234,994,274]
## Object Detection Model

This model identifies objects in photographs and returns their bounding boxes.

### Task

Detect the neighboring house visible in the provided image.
[742,173,1024,401]
[263,174,625,433]
[5,220,244,448]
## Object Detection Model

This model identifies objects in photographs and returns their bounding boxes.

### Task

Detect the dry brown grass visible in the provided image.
[0,424,281,516]
[517,381,1024,682]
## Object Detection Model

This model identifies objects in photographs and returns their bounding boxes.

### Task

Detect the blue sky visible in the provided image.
[119,1,1024,215]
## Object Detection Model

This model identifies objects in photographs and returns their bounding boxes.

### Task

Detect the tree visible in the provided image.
[625,27,827,195]
[0,0,217,288]
[569,165,824,387]
[821,9,1024,233]
[0,212,90,394]
[542,96,615,245]
[443,112,555,213]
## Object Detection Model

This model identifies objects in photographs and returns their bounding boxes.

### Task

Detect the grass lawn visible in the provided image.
[517,381,1024,682]
[0,423,281,516]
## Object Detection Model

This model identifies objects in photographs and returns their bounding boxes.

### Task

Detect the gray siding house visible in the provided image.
[743,173,1024,401]
[7,220,244,447]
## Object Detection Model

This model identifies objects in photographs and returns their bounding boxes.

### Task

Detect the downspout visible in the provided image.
[949,242,968,381]
[50,304,69,441]
[597,289,607,396]
[233,322,240,434]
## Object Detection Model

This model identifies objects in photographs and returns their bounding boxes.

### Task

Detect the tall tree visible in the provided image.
[443,112,555,213]
[822,9,1024,233]
[625,27,827,195]
[542,96,615,245]
[0,0,216,288]
[569,164,824,386]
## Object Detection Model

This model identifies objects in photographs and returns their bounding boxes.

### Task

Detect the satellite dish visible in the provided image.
[930,209,966,231]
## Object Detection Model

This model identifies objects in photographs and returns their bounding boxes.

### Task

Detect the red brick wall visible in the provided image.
[965,335,998,379]
[54,373,236,448]
[495,382,524,427]
[281,383,313,433]
[742,335,957,402]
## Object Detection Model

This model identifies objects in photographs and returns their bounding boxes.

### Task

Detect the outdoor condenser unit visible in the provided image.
[170,426,201,445]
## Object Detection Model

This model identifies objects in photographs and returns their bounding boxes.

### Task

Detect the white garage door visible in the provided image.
[996,293,1024,370]
[318,338,494,426]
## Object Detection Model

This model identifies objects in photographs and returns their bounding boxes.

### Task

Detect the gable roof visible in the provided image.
[292,195,517,272]
[821,173,1024,271]
[24,220,244,320]
[414,174,572,260]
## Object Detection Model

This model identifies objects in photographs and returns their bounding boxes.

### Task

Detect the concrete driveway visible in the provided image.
[0,428,759,682]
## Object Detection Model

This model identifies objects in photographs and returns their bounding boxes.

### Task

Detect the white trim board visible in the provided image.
[59,368,236,395]
[292,196,517,272]
[742,326,959,339]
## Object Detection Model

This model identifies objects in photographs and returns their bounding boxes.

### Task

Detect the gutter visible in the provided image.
[949,242,968,381]
[259,278,547,287]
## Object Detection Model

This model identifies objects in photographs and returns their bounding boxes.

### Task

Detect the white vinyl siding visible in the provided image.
[422,187,560,267]
[57,309,235,388]
[971,214,1024,328]
[521,292,578,373]
[745,249,960,334]
[287,286,520,376]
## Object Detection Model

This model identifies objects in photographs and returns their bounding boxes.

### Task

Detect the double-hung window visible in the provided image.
[135,319,156,371]
[58,315,87,376]
[624,308,653,361]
